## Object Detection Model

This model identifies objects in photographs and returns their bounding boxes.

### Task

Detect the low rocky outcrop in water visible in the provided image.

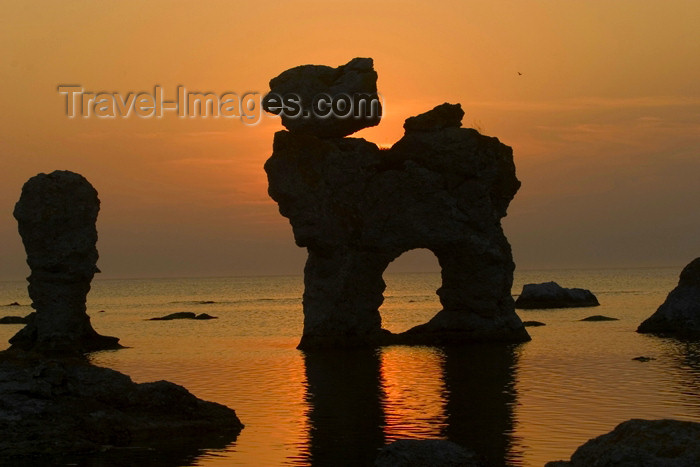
[375,439,483,467]
[10,171,120,354]
[0,351,243,459]
[523,321,546,327]
[546,419,700,466]
[515,282,599,309]
[579,315,618,322]
[149,312,218,321]
[637,258,700,338]
[264,58,529,349]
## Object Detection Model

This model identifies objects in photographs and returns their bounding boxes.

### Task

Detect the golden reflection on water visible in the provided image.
[380,346,447,441]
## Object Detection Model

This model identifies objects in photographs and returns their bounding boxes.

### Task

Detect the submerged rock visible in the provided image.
[515,282,599,309]
[523,321,546,327]
[263,57,381,138]
[375,439,483,467]
[580,315,618,322]
[149,312,218,321]
[637,258,700,338]
[265,60,528,349]
[10,171,120,354]
[0,351,243,459]
[546,419,700,466]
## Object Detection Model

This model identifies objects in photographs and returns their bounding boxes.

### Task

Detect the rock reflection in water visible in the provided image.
[301,344,520,466]
[302,349,385,466]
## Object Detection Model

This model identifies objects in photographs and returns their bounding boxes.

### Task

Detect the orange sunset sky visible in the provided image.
[1,1,699,280]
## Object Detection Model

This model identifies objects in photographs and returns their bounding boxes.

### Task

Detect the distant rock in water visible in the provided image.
[546,419,700,466]
[579,315,618,322]
[264,58,529,349]
[375,439,483,467]
[0,352,243,458]
[263,57,381,138]
[515,282,599,309]
[149,312,218,321]
[0,315,29,324]
[632,356,655,362]
[9,171,121,355]
[637,258,700,338]
[523,321,546,327]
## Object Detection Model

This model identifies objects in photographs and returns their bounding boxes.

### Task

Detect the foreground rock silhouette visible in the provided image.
[546,419,700,466]
[637,257,700,338]
[1,171,243,460]
[265,58,529,349]
[375,439,483,467]
[0,352,243,459]
[10,171,120,354]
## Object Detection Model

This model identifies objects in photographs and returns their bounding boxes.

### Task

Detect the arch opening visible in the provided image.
[379,248,442,334]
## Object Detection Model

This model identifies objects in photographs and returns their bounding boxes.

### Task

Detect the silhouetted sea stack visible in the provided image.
[0,171,244,459]
[9,171,120,354]
[264,58,529,349]
[515,282,599,309]
[637,258,700,338]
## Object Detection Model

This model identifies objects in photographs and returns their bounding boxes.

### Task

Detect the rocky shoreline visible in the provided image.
[0,350,243,460]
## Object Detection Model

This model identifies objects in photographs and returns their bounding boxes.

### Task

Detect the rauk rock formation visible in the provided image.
[264,58,529,349]
[637,257,700,338]
[515,282,599,309]
[9,171,120,354]
[1,171,243,460]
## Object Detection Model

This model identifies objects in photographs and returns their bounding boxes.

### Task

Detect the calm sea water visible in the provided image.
[0,267,698,466]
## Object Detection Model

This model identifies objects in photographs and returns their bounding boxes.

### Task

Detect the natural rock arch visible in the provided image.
[263,58,530,349]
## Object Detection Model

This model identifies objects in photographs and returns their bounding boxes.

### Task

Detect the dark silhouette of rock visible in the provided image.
[375,439,483,467]
[265,59,528,349]
[632,356,655,362]
[546,419,700,466]
[149,312,218,321]
[515,282,599,309]
[637,258,700,338]
[0,315,29,324]
[580,315,618,322]
[9,171,120,354]
[263,57,381,138]
[5,302,20,307]
[195,313,217,320]
[523,320,546,327]
[0,352,243,458]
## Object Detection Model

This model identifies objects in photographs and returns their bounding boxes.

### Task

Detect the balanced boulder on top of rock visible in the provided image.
[637,257,700,338]
[9,171,121,354]
[515,282,599,309]
[262,57,382,138]
[265,60,529,349]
